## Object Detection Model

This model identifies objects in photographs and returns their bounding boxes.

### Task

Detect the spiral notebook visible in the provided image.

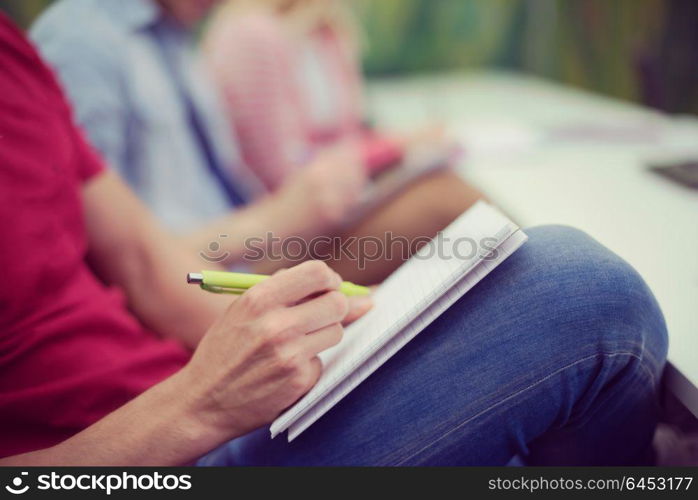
[271,201,527,441]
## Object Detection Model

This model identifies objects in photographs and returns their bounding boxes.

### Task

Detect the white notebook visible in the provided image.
[271,201,527,441]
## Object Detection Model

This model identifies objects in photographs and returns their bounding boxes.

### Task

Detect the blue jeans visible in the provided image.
[198,226,668,466]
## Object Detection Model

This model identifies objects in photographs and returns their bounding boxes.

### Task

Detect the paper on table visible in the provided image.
[270,201,527,440]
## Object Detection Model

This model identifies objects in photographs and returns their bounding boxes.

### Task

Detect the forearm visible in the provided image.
[122,224,233,348]
[0,370,224,466]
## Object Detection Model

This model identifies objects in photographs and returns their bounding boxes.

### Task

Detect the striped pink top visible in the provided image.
[204,11,402,191]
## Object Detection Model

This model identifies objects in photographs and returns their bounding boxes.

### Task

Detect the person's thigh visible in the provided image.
[199,225,667,466]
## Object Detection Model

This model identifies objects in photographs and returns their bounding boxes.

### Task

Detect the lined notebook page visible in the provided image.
[271,202,527,440]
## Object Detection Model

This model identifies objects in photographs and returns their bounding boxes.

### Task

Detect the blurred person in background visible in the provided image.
[31,0,482,284]
[203,0,451,191]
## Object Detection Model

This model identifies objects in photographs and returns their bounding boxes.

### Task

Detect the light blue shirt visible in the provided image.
[31,0,260,231]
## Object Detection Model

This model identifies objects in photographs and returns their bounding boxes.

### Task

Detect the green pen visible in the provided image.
[187,270,371,296]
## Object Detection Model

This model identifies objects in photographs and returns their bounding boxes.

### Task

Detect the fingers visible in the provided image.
[296,323,344,356]
[249,261,342,307]
[342,295,373,325]
[282,290,348,336]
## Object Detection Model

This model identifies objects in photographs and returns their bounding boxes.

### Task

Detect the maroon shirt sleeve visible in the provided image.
[0,12,104,182]
[42,40,106,182]
[68,119,106,181]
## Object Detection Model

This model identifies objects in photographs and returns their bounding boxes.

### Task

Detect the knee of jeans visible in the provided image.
[523,225,668,376]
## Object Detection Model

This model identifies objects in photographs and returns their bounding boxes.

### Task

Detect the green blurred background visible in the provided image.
[2,0,696,114]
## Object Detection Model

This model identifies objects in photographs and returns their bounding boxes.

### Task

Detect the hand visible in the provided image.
[181,261,372,439]
[271,144,367,237]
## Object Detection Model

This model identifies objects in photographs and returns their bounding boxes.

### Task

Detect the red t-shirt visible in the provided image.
[0,15,190,458]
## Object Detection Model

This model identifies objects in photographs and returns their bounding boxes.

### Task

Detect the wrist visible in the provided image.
[158,367,237,460]
[168,363,247,450]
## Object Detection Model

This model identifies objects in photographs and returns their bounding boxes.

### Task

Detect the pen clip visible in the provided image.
[200,284,245,295]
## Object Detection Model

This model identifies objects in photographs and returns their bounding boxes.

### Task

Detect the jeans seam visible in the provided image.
[392,350,656,466]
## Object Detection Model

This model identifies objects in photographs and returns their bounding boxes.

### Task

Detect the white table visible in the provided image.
[368,71,698,414]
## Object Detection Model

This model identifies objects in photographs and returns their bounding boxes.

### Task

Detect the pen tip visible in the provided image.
[187,272,203,284]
